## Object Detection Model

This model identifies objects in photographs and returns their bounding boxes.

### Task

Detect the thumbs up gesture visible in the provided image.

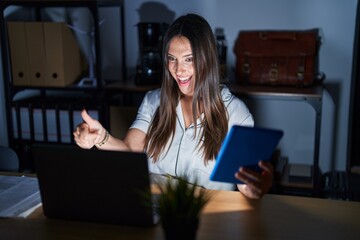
[73,109,106,149]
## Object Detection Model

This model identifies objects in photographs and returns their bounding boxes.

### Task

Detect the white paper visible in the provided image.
[0,175,41,218]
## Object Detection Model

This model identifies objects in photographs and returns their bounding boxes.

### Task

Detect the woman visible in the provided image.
[74,13,273,199]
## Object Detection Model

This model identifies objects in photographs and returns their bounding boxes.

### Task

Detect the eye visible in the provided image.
[185,57,193,63]
[167,55,176,62]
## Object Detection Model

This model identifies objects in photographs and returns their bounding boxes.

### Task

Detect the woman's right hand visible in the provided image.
[73,109,106,149]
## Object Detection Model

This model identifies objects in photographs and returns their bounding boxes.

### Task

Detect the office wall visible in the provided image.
[0,0,357,173]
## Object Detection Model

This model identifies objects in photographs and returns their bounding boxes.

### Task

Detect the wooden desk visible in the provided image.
[1,190,359,240]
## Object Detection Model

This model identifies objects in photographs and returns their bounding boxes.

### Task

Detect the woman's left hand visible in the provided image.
[235,160,274,199]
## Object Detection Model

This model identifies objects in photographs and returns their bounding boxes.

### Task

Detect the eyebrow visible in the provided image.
[167,53,193,58]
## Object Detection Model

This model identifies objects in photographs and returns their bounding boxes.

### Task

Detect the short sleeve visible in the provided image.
[130,89,161,134]
[221,85,254,130]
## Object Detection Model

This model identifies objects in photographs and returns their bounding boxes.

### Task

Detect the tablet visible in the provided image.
[210,125,283,184]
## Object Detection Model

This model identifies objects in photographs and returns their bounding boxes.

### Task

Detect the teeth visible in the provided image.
[179,77,189,82]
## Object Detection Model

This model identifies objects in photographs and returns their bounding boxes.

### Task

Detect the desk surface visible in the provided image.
[1,190,359,240]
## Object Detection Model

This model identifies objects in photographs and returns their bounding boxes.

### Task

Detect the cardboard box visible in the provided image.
[7,22,86,87]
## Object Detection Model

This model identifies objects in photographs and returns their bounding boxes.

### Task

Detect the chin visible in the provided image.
[179,89,194,97]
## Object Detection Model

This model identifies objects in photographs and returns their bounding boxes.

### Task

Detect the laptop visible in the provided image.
[210,125,283,184]
[32,143,159,227]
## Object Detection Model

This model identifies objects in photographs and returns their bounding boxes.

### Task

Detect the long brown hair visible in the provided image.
[145,13,228,163]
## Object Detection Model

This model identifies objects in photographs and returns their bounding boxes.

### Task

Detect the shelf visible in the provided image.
[227,82,323,197]
[0,0,124,172]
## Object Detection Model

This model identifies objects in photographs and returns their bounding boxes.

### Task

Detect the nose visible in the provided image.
[175,62,186,75]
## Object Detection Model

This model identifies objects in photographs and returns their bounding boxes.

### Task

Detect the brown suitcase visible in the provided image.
[233,29,323,87]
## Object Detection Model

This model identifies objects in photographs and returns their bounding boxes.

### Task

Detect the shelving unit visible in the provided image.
[0,0,125,171]
[227,83,323,197]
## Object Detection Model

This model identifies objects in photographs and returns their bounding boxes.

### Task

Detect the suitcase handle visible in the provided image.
[259,32,297,41]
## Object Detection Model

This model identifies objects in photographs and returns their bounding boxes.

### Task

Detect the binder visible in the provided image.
[19,107,31,140]
[11,107,18,139]
[45,109,57,142]
[33,108,44,141]
[7,22,30,86]
[8,22,84,87]
[25,22,46,86]
[43,22,85,87]
[59,110,71,143]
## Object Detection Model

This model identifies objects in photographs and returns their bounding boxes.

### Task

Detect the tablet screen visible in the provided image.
[210,125,283,184]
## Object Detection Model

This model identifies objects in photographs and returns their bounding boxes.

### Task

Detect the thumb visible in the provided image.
[81,109,100,129]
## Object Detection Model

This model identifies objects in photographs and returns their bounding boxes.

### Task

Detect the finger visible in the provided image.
[236,172,262,193]
[258,161,274,174]
[237,183,262,199]
[74,122,88,135]
[81,109,98,128]
[235,170,248,183]
[246,185,262,198]
[235,170,259,188]
[79,122,90,132]
[238,167,261,182]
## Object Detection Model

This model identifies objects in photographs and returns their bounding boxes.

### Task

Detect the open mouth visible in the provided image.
[178,76,191,86]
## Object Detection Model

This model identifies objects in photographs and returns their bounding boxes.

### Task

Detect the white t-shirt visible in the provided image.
[130,85,254,190]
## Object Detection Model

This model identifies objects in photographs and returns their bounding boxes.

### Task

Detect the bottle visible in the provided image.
[215,28,227,80]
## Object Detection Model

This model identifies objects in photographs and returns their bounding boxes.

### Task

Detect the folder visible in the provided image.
[11,107,18,139]
[33,108,44,141]
[59,110,71,143]
[8,22,85,87]
[25,22,46,86]
[19,107,31,140]
[7,22,30,86]
[43,22,85,87]
[45,109,58,142]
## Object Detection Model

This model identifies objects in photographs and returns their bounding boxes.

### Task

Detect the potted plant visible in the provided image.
[154,175,212,240]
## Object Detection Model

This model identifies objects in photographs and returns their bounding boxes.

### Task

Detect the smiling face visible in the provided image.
[167,36,195,97]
